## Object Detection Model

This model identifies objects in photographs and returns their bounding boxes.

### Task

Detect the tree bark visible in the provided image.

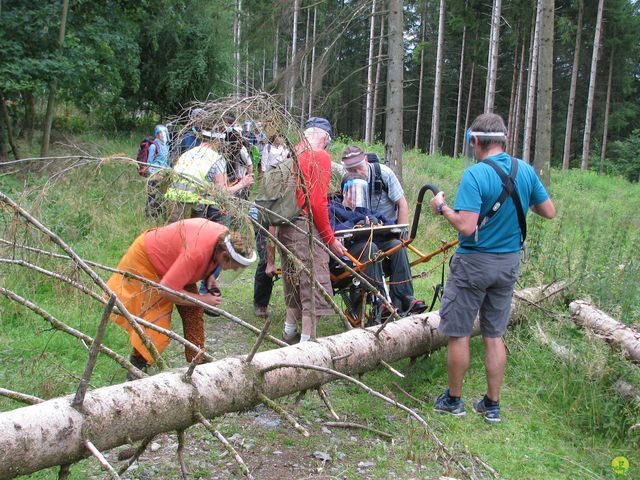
[600,48,614,172]
[289,0,301,112]
[0,284,564,479]
[484,0,502,113]
[453,23,467,158]
[273,25,280,80]
[512,40,526,157]
[385,0,404,180]
[569,300,640,363]
[41,0,69,158]
[0,94,20,160]
[506,37,519,154]
[300,6,311,125]
[414,1,426,150]
[366,0,378,145]
[308,6,317,117]
[581,0,605,170]
[429,0,446,155]
[562,4,583,171]
[533,0,554,185]
[522,0,542,163]
[371,15,385,139]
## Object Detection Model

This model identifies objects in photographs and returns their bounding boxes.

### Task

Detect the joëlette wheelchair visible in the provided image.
[329,184,459,328]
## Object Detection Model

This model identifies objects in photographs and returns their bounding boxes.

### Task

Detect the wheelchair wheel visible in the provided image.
[337,284,386,328]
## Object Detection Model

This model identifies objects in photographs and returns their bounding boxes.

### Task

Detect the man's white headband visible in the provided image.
[223,235,256,266]
[466,130,507,141]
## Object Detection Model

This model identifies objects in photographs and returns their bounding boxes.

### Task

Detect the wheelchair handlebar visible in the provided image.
[409,184,442,240]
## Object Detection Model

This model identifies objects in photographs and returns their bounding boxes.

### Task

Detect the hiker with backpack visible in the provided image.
[138,124,170,218]
[341,145,428,317]
[164,130,253,223]
[430,113,556,423]
[276,117,346,345]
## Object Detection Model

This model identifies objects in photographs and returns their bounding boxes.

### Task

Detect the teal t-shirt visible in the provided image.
[453,152,549,253]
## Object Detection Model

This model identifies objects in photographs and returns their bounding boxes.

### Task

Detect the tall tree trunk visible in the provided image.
[261,49,266,90]
[0,93,20,160]
[463,59,475,155]
[429,0,446,155]
[308,6,317,117]
[453,23,467,158]
[0,285,562,480]
[413,1,426,150]
[300,6,311,125]
[562,4,583,171]
[385,0,404,180]
[484,0,502,113]
[522,0,542,163]
[245,46,250,97]
[512,40,526,157]
[41,0,69,158]
[534,0,554,185]
[273,26,280,80]
[289,0,300,112]
[371,16,385,140]
[600,47,614,173]
[366,0,378,145]
[22,91,35,146]
[234,0,242,98]
[506,37,519,153]
[581,0,605,170]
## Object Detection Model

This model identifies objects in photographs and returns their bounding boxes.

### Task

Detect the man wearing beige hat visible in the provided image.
[340,146,427,316]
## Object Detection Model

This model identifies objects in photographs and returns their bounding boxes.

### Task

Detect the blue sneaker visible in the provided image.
[433,390,466,417]
[473,395,501,424]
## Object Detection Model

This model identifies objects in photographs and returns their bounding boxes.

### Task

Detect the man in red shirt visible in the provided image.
[276,117,345,344]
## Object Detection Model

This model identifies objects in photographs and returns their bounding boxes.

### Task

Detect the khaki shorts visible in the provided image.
[438,252,520,338]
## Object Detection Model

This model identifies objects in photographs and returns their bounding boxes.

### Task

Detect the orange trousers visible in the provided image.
[106,234,205,364]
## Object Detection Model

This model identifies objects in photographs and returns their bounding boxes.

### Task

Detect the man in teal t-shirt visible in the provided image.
[429,113,556,423]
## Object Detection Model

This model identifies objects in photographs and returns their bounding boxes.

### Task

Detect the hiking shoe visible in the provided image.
[406,299,428,315]
[254,304,269,318]
[127,352,148,381]
[473,395,501,424]
[282,331,301,345]
[433,390,466,417]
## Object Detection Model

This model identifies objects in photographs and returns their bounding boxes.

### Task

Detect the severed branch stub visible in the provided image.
[257,391,310,437]
[194,411,254,480]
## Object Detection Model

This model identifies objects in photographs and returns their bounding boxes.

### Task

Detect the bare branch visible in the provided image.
[84,440,120,479]
[72,294,117,410]
[0,388,44,405]
[317,386,340,420]
[257,391,310,437]
[0,192,165,368]
[0,287,145,379]
[323,421,392,441]
[194,412,255,480]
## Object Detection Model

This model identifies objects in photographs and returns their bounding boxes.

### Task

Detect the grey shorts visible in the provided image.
[438,252,520,338]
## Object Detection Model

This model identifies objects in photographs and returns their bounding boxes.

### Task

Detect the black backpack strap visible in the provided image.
[477,157,527,245]
[368,162,388,199]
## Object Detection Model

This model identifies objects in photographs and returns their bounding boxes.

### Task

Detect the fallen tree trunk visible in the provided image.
[0,283,564,479]
[569,300,640,363]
